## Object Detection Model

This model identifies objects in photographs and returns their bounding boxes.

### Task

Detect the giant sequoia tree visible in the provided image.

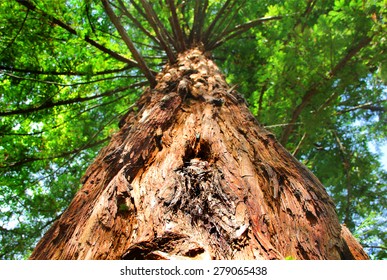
[0,0,386,259]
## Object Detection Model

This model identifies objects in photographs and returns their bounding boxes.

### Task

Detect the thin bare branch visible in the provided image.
[257,80,268,121]
[0,65,132,76]
[1,137,110,169]
[207,0,244,50]
[189,0,209,44]
[337,100,387,115]
[117,0,161,47]
[264,122,303,128]
[179,0,192,37]
[292,132,307,157]
[138,0,176,63]
[315,91,341,114]
[0,84,135,117]
[332,130,352,226]
[202,0,234,46]
[85,1,96,35]
[362,245,387,250]
[209,15,283,50]
[3,72,139,87]
[101,0,156,87]
[129,0,175,59]
[0,87,142,137]
[225,15,283,39]
[166,0,187,52]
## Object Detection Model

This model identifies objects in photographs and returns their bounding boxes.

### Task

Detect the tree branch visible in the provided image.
[202,0,234,47]
[209,15,283,50]
[328,37,372,78]
[332,130,352,226]
[0,85,134,116]
[0,8,29,56]
[292,132,307,157]
[0,65,132,76]
[101,0,156,87]
[361,245,387,250]
[294,0,318,33]
[264,122,303,128]
[117,0,161,47]
[280,36,373,145]
[279,87,318,145]
[15,0,138,67]
[189,0,209,45]
[257,81,268,121]
[337,100,387,115]
[137,0,176,63]
[1,137,110,169]
[3,72,139,87]
[1,87,142,138]
[207,1,245,50]
[166,0,187,52]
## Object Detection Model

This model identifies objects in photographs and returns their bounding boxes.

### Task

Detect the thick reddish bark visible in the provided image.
[29,48,368,260]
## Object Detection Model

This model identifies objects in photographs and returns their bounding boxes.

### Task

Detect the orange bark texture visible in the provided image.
[29,48,368,260]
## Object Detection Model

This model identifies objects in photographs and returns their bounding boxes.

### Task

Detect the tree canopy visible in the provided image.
[0,0,386,260]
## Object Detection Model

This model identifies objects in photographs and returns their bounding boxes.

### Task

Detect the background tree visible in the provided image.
[0,0,385,259]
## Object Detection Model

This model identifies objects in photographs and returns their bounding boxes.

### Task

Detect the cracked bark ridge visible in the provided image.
[29,48,368,260]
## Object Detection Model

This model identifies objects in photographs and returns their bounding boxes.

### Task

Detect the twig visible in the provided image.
[117,0,161,47]
[166,0,187,51]
[101,0,156,87]
[210,15,283,50]
[138,0,176,63]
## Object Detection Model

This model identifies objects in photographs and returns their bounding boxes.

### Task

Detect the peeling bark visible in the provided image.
[29,48,368,260]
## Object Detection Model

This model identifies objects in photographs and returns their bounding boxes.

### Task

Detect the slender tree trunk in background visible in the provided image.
[29,48,368,260]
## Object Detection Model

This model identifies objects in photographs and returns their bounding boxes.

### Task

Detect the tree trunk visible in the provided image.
[29,48,368,260]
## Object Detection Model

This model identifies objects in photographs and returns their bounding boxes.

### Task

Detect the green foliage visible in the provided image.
[354,211,387,259]
[0,0,386,259]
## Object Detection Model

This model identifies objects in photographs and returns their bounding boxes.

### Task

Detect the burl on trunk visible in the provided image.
[29,48,368,260]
